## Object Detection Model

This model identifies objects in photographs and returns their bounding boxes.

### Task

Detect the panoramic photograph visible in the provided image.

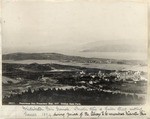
[2,1,148,105]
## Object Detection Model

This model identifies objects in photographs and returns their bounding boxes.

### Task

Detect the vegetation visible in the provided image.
[3,87,145,105]
[2,62,147,105]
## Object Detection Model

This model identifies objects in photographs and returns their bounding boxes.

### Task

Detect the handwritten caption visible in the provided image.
[21,105,147,118]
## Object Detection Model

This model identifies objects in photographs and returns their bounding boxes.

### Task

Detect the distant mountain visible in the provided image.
[2,52,90,61]
[80,40,146,53]
[2,52,146,66]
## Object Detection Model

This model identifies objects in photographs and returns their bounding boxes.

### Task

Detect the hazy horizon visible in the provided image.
[2,0,148,60]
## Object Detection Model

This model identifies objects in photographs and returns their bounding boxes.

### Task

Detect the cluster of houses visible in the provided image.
[76,70,147,85]
[36,70,147,86]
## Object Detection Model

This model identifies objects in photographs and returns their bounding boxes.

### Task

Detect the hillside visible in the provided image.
[2,52,146,66]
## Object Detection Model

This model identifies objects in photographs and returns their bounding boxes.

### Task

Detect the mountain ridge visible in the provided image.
[80,40,146,53]
[2,52,146,66]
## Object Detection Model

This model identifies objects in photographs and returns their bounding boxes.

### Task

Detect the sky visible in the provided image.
[2,0,148,56]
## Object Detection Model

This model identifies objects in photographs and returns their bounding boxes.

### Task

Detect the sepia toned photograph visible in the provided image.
[1,0,148,106]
